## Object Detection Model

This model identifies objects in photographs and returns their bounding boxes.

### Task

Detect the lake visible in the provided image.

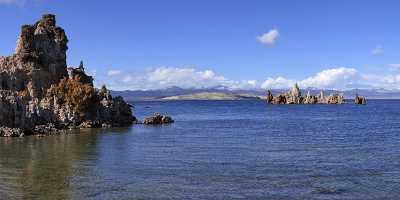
[1,100,400,200]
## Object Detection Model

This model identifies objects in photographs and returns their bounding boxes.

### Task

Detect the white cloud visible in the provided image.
[122,75,133,83]
[389,64,400,69]
[0,0,18,4]
[362,73,400,89]
[145,68,225,88]
[260,67,400,90]
[94,65,400,91]
[96,67,257,91]
[261,67,360,90]
[257,29,280,46]
[299,67,358,89]
[0,0,27,5]
[107,70,121,76]
[145,67,257,90]
[261,77,295,89]
[0,0,44,6]
[372,45,384,55]
[247,80,257,86]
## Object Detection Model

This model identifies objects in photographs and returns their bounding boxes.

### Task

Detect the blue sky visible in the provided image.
[1,0,400,90]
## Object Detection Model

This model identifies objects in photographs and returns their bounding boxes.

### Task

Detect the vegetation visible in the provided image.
[17,89,29,98]
[48,77,97,112]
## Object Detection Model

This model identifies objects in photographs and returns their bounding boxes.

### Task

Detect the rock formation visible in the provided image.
[326,94,345,104]
[354,95,367,105]
[143,113,174,125]
[0,14,136,137]
[266,90,274,104]
[272,94,287,104]
[303,91,318,104]
[266,84,345,105]
[285,83,303,104]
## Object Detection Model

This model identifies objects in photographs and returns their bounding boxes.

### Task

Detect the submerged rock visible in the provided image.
[0,14,136,136]
[0,127,25,137]
[33,123,62,135]
[143,113,174,125]
[79,120,101,128]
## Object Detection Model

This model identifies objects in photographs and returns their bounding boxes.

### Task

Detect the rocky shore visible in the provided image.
[0,14,137,137]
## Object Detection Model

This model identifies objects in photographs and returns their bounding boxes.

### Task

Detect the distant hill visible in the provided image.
[111,87,266,101]
[111,87,400,101]
[160,92,260,100]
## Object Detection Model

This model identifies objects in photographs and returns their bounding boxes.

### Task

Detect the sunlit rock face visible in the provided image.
[0,14,136,136]
[0,14,69,98]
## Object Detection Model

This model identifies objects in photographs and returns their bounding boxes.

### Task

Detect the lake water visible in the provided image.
[1,100,400,200]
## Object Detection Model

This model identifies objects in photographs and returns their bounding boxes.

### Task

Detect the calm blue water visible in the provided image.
[1,100,400,200]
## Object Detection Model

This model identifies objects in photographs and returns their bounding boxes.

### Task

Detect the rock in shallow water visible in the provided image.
[143,113,174,125]
[33,123,63,135]
[0,127,24,137]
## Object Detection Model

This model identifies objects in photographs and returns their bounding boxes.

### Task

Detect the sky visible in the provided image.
[1,0,400,91]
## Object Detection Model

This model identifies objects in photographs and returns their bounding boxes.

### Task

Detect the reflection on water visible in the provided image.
[0,128,131,200]
[1,100,400,199]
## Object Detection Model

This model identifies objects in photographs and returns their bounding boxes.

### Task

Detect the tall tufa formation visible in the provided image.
[0,14,68,99]
[285,83,302,104]
[0,14,136,137]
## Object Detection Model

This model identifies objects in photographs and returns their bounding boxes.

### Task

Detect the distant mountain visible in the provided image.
[111,87,400,101]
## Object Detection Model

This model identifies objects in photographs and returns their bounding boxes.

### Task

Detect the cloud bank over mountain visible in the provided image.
[261,68,360,90]
[92,66,400,91]
[95,67,257,91]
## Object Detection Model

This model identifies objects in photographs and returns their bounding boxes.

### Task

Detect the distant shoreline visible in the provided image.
[128,98,400,102]
[112,88,400,102]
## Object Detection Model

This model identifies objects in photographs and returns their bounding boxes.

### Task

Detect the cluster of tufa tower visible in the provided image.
[266,83,366,105]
